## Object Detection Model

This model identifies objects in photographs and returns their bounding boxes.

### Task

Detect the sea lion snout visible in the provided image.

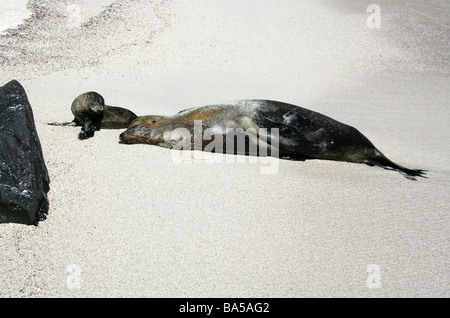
[120,126,146,144]
[89,102,104,114]
[119,127,134,144]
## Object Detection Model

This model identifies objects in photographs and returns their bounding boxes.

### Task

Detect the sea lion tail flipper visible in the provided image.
[364,152,427,180]
[47,119,80,126]
[47,121,76,126]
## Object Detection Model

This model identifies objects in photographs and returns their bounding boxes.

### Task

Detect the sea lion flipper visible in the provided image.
[47,118,80,126]
[363,157,428,180]
[78,120,97,140]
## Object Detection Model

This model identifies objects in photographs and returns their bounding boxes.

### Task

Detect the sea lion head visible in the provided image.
[71,91,105,116]
[83,91,105,114]
[119,126,153,144]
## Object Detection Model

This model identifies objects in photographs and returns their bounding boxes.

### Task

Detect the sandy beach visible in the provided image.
[0,0,449,297]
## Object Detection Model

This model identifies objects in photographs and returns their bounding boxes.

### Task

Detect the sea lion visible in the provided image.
[48,92,138,140]
[119,100,427,180]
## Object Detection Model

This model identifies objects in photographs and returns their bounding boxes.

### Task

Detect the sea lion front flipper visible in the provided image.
[78,120,97,140]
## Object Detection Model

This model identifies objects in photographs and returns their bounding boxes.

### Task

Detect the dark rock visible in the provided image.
[0,80,50,225]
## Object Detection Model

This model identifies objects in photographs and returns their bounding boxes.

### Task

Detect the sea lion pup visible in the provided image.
[119,100,427,180]
[48,92,138,140]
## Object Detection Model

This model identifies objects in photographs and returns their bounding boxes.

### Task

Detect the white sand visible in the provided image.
[0,0,32,35]
[0,0,449,297]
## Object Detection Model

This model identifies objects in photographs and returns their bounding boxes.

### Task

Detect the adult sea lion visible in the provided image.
[119,100,427,180]
[48,92,137,140]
